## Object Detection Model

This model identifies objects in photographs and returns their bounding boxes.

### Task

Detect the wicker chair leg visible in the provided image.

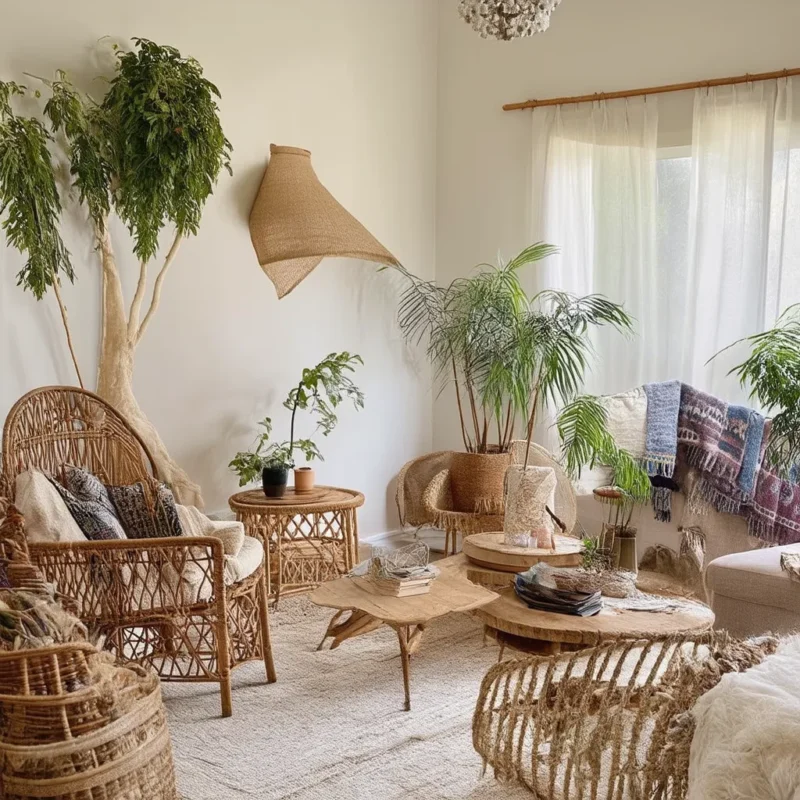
[215,584,234,718]
[258,577,277,683]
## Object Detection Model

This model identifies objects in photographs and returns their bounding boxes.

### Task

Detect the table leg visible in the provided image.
[393,624,426,712]
[317,609,384,651]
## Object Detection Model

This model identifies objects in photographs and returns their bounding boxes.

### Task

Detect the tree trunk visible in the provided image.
[94,226,205,508]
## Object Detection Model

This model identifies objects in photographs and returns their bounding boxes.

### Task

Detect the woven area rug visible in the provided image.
[163,597,530,800]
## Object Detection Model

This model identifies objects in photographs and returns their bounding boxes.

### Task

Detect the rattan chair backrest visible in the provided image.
[2,386,157,499]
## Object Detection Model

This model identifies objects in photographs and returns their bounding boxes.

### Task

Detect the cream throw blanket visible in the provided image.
[688,635,800,799]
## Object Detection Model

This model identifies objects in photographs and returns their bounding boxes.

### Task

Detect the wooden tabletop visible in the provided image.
[310,572,498,626]
[472,587,714,647]
[229,486,365,513]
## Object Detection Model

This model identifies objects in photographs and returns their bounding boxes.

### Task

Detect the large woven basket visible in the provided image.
[0,650,178,799]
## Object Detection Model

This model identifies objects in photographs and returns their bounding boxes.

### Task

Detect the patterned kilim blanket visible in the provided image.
[750,463,800,545]
[643,381,681,521]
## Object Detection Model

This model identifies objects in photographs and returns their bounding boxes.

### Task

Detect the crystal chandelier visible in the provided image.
[458,0,563,41]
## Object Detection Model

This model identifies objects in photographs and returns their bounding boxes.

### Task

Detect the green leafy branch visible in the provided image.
[557,395,651,502]
[713,304,800,476]
[229,353,365,486]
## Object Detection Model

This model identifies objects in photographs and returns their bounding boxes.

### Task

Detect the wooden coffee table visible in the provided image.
[437,553,714,655]
[311,573,497,710]
[229,486,364,604]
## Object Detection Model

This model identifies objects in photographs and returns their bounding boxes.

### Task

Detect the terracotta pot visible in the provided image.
[294,467,315,493]
[449,451,511,514]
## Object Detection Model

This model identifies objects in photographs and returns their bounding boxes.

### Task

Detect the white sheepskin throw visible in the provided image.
[688,635,800,800]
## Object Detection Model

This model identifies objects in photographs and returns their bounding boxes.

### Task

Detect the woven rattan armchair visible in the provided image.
[1,386,276,717]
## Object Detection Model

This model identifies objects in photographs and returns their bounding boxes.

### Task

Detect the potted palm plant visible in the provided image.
[229,352,364,497]
[393,243,634,514]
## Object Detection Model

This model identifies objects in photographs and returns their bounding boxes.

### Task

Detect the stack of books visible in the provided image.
[514,569,602,617]
[369,570,437,597]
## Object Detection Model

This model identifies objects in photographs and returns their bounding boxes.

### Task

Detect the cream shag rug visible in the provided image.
[162,597,530,800]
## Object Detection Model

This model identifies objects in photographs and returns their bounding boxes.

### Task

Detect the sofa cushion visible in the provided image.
[14,470,88,544]
[706,544,800,615]
[107,480,182,539]
[50,466,126,541]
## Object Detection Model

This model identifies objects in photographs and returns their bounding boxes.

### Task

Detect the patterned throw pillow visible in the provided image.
[49,466,127,541]
[106,480,182,540]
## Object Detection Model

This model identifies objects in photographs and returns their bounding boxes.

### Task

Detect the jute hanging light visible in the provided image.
[249,144,400,298]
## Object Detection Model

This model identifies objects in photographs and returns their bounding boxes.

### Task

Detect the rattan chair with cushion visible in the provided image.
[0,386,276,717]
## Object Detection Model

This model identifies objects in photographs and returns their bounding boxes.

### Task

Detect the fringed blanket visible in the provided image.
[678,386,769,517]
[644,381,681,521]
[750,464,800,546]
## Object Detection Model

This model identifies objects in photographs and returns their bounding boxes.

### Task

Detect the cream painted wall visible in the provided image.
[435,0,800,452]
[0,0,437,535]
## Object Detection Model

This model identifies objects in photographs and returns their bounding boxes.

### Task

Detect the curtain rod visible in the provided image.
[503,67,800,112]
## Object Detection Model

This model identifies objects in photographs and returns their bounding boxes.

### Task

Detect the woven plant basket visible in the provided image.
[450,451,511,514]
[0,656,178,799]
[0,643,127,745]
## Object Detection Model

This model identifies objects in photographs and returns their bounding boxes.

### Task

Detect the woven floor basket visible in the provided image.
[0,643,178,800]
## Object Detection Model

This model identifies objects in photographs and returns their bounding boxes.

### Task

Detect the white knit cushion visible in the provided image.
[224,536,264,585]
[15,470,87,544]
[177,504,245,556]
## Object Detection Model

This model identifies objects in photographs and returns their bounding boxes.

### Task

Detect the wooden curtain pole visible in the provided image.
[503,67,800,111]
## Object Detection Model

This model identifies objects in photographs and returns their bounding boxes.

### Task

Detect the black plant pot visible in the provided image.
[262,466,289,499]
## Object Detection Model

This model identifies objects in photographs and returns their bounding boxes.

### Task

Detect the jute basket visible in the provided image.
[0,643,116,744]
[0,650,178,799]
[450,451,511,514]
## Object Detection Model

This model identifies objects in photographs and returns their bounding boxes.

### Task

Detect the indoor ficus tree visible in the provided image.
[0,39,232,506]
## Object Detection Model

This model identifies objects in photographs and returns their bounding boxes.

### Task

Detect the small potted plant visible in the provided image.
[230,352,364,498]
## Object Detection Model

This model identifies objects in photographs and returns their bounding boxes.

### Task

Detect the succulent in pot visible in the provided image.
[229,352,364,498]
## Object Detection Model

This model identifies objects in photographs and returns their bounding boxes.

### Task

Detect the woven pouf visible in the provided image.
[503,465,556,548]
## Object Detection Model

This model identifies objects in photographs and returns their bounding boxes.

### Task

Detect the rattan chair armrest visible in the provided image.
[28,537,228,618]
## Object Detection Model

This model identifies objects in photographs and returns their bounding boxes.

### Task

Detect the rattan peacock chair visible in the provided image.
[0,386,276,717]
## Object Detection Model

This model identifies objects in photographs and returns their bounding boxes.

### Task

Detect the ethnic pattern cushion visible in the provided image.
[0,562,9,589]
[50,466,127,541]
[106,480,182,540]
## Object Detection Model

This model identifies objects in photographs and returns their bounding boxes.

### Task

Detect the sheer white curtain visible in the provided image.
[531,96,659,397]
[681,77,800,402]
[531,77,800,411]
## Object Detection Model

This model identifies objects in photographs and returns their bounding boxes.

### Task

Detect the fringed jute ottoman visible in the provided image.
[472,632,778,800]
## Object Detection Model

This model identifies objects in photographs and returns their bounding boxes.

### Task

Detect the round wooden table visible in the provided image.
[474,586,714,655]
[229,486,364,604]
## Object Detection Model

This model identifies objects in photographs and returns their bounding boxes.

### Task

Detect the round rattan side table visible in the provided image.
[229,486,364,605]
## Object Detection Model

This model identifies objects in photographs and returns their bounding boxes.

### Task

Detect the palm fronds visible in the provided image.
[557,395,651,501]
[392,244,634,455]
[715,304,800,476]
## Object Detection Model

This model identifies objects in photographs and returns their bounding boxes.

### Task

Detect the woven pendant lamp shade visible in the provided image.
[249,144,400,298]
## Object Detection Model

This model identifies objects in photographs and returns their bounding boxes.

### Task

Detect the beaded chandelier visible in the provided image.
[458,0,563,40]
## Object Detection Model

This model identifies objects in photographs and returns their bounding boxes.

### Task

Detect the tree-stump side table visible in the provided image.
[229,486,364,604]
